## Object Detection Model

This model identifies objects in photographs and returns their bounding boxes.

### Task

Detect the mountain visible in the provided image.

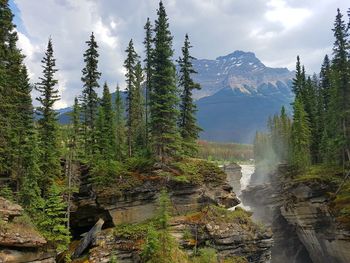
[193,50,294,143]
[57,50,294,144]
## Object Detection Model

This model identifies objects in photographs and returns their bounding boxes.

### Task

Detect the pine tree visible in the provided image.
[177,34,201,156]
[133,61,146,153]
[143,18,153,145]
[97,83,117,160]
[320,55,332,110]
[39,182,70,252]
[292,56,305,98]
[331,9,350,163]
[69,97,82,158]
[17,66,44,212]
[35,39,61,190]
[0,0,16,177]
[124,39,139,157]
[150,1,181,161]
[81,32,101,158]
[290,98,311,170]
[115,85,126,161]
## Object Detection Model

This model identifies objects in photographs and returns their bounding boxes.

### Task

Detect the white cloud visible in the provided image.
[12,0,350,108]
[265,0,312,30]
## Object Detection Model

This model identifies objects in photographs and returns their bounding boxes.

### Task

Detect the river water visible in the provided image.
[236,164,255,210]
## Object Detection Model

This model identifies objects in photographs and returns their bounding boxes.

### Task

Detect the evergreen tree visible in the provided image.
[290,98,311,170]
[0,0,16,176]
[17,67,44,213]
[81,32,101,158]
[39,182,70,252]
[69,97,82,158]
[35,39,61,190]
[177,34,201,156]
[115,85,126,161]
[124,39,139,156]
[133,61,147,152]
[292,56,305,98]
[97,83,117,160]
[150,1,181,161]
[320,55,332,110]
[143,18,153,145]
[331,8,350,163]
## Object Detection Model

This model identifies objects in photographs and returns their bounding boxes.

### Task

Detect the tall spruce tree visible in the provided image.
[320,55,332,110]
[292,56,304,97]
[69,97,82,158]
[124,39,139,156]
[81,32,101,158]
[115,85,126,160]
[290,97,311,170]
[143,18,153,145]
[150,1,181,161]
[177,34,201,156]
[0,0,16,177]
[133,61,147,152]
[332,8,350,163]
[35,39,61,190]
[96,83,117,160]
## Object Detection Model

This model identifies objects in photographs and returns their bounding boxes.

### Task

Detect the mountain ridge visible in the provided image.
[57,50,294,143]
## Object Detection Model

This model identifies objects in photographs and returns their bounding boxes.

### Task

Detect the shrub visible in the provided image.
[90,160,126,186]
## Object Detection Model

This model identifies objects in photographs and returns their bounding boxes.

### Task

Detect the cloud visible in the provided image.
[13,0,350,109]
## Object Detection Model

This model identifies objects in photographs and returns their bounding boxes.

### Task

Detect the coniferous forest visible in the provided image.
[1,1,350,263]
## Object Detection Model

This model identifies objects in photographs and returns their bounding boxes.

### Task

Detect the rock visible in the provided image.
[0,198,55,263]
[71,162,240,235]
[0,197,23,222]
[281,182,350,263]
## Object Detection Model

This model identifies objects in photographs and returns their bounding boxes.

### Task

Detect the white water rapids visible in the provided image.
[232,164,255,211]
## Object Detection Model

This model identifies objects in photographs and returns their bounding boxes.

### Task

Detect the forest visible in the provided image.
[0,0,206,255]
[254,8,350,228]
[2,0,350,263]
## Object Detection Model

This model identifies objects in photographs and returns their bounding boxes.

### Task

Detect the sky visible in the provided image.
[10,0,350,109]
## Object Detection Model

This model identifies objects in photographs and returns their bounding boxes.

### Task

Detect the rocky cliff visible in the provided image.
[69,159,273,262]
[0,197,55,263]
[242,164,350,263]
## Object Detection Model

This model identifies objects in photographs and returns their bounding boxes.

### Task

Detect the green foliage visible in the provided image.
[0,185,14,201]
[109,252,118,263]
[143,17,153,146]
[290,97,311,171]
[124,40,146,157]
[157,190,171,229]
[114,221,152,239]
[38,182,70,252]
[221,256,248,263]
[90,159,126,186]
[192,248,218,263]
[96,83,117,160]
[125,156,155,173]
[35,39,62,190]
[150,1,181,162]
[115,85,127,161]
[81,32,101,159]
[173,158,226,185]
[177,34,202,156]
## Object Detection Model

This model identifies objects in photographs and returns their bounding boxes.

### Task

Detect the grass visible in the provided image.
[172,158,226,185]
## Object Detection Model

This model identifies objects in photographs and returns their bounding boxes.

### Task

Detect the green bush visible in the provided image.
[125,156,155,173]
[192,248,218,263]
[90,160,126,186]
